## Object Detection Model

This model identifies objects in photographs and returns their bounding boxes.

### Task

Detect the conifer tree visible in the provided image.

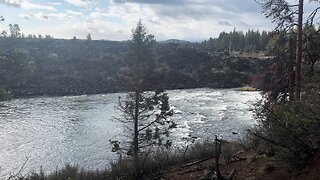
[255,0,320,100]
[113,20,175,176]
[86,33,92,40]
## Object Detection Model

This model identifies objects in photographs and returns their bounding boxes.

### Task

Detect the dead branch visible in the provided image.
[178,167,206,175]
[180,157,213,168]
[7,156,30,180]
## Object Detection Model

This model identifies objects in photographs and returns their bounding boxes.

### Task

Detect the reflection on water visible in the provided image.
[0,88,261,178]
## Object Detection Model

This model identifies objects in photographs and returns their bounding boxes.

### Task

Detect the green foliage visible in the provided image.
[9,24,21,38]
[261,25,320,100]
[0,49,36,97]
[303,25,320,78]
[114,21,175,177]
[262,31,295,101]
[255,0,295,30]
[86,33,92,41]
[1,30,8,37]
[117,91,175,152]
[0,86,12,101]
[119,20,163,92]
[202,29,271,52]
[248,91,320,167]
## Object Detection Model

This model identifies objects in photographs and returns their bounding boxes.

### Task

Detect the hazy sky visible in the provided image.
[0,0,318,41]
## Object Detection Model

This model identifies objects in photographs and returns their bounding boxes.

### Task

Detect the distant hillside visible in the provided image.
[159,39,191,44]
[0,37,272,97]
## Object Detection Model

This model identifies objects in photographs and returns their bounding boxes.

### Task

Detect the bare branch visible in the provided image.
[308,7,320,25]
[7,156,30,180]
[138,117,159,132]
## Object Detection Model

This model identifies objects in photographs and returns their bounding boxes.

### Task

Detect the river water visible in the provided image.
[0,88,261,178]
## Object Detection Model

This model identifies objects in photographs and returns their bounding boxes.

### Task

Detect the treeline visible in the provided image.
[0,23,89,40]
[1,24,54,39]
[201,29,271,52]
[0,37,271,98]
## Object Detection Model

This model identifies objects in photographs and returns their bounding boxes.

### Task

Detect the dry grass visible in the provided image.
[18,141,217,180]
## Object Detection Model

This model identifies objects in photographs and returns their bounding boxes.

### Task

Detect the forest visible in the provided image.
[201,29,271,53]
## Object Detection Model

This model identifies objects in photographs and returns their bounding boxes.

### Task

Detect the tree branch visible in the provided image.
[7,156,30,180]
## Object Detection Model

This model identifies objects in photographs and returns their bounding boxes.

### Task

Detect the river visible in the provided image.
[0,88,261,178]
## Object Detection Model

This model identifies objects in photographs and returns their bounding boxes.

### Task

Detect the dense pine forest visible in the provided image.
[201,29,270,53]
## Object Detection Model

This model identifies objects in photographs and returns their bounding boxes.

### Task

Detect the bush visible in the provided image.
[107,141,216,179]
[21,141,217,180]
[221,142,242,163]
[23,164,108,180]
[0,87,12,101]
[247,90,320,167]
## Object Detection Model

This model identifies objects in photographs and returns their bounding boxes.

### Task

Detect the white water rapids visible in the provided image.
[0,88,261,178]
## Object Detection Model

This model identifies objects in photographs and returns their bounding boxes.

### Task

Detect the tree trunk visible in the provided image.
[214,135,223,180]
[295,0,304,100]
[288,35,295,101]
[133,90,140,174]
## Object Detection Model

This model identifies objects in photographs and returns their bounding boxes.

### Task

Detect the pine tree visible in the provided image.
[9,24,21,38]
[255,0,320,100]
[86,33,92,40]
[113,20,175,176]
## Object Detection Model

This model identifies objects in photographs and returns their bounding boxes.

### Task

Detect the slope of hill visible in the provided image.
[0,37,272,97]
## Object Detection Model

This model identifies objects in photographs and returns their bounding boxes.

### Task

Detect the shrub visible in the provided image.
[248,90,320,167]
[107,141,216,179]
[21,141,217,180]
[0,87,12,101]
[221,142,242,163]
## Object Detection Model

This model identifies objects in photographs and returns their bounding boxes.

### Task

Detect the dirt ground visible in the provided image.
[161,150,320,180]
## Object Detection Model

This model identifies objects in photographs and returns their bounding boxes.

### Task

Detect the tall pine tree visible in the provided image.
[113,20,175,177]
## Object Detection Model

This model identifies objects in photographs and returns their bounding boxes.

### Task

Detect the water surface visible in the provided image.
[0,88,261,178]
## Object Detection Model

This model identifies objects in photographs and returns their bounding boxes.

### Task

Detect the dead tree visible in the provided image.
[212,135,236,180]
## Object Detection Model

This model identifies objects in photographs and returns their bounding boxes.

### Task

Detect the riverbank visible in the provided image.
[12,140,320,180]
[163,150,320,180]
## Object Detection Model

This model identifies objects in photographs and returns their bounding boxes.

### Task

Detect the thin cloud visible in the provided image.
[66,10,83,16]
[90,11,108,19]
[0,0,56,11]
[34,12,49,20]
[48,2,63,6]
[19,13,32,20]
[23,11,73,21]
[64,0,89,7]
[0,0,23,7]
[218,20,231,26]
[112,0,184,5]
[49,13,72,20]
[21,1,56,11]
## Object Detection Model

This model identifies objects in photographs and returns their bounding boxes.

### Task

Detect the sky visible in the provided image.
[0,0,318,41]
